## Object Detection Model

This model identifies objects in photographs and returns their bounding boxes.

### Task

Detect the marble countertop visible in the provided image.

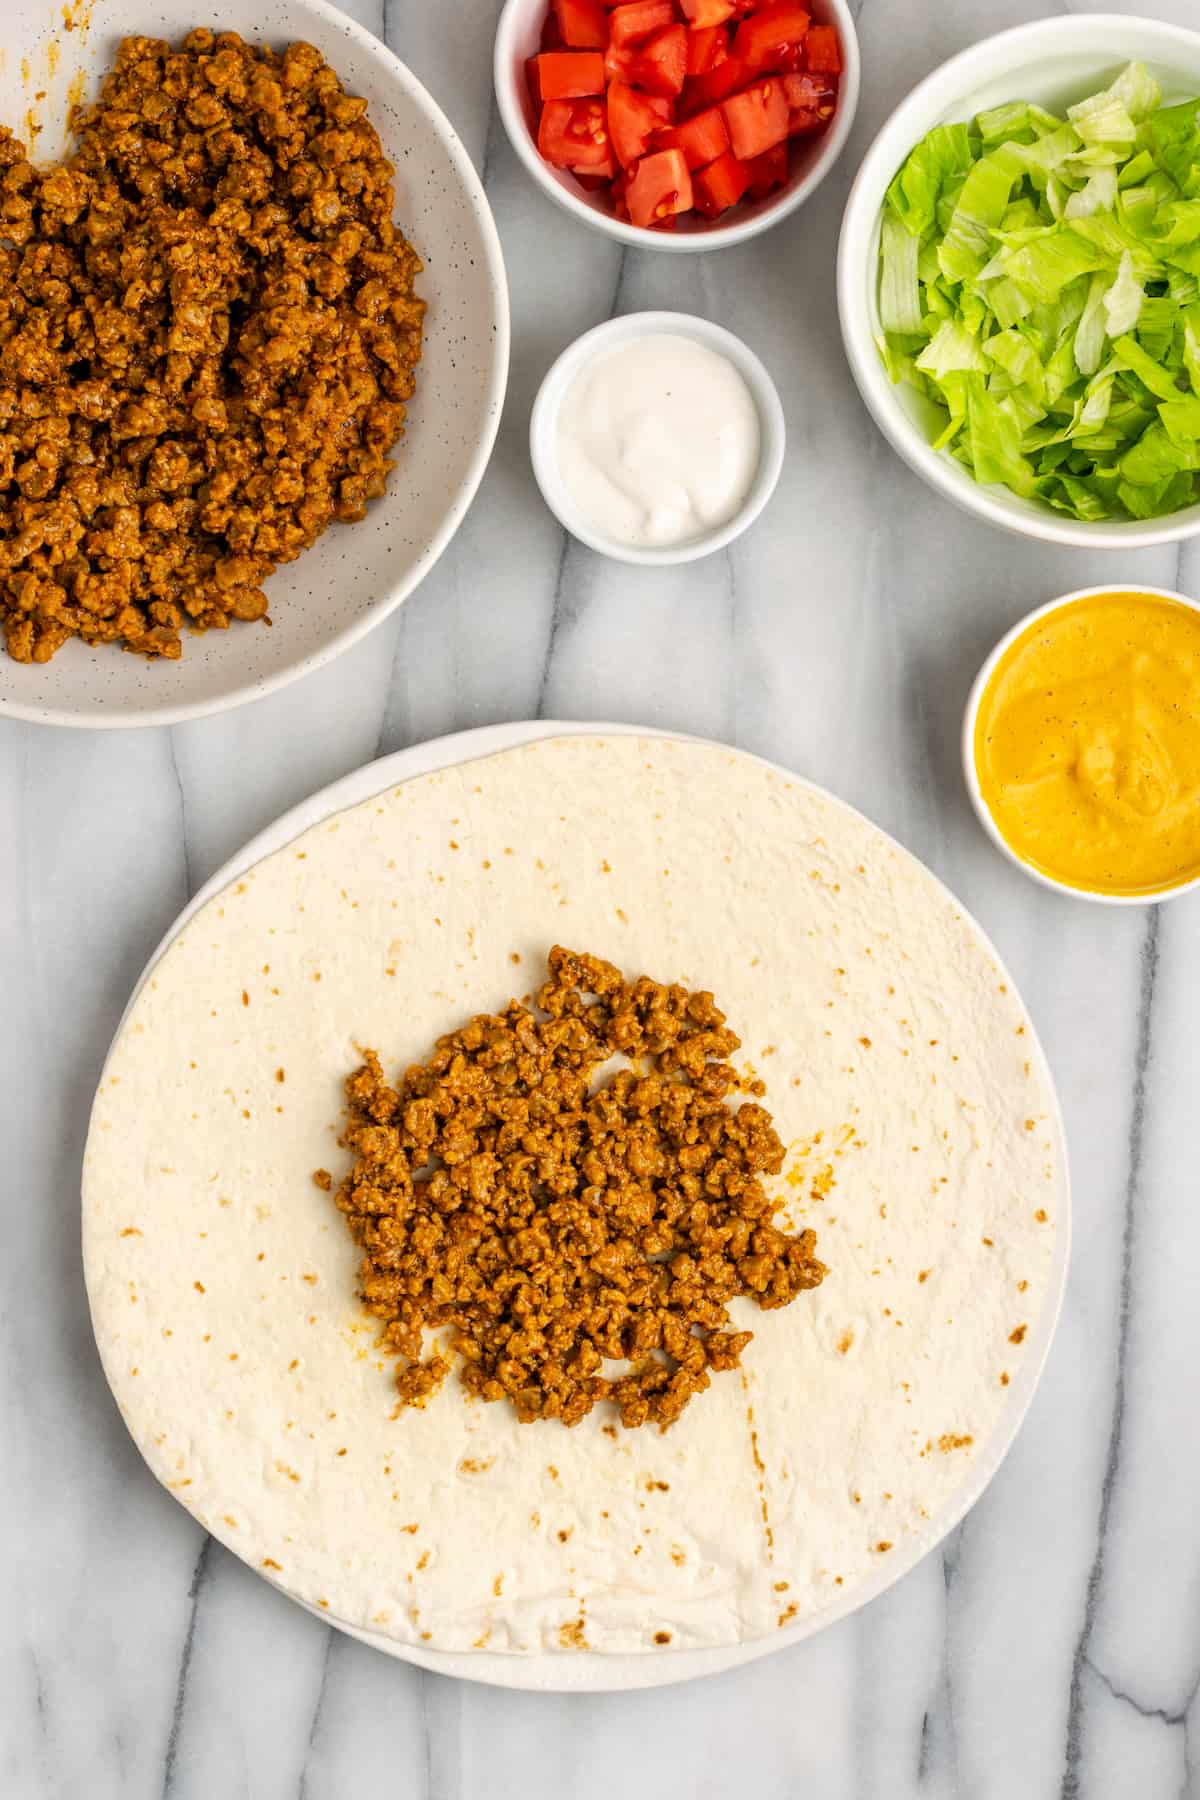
[4,0,1200,1794]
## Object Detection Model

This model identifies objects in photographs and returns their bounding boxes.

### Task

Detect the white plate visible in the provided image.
[0,0,509,727]
[111,722,1071,1692]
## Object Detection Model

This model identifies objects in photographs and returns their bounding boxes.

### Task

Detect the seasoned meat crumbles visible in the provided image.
[0,31,425,663]
[332,947,827,1432]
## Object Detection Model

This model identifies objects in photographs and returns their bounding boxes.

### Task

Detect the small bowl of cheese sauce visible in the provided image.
[964,584,1200,903]
[530,312,785,566]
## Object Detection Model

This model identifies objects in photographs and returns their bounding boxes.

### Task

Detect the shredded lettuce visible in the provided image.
[877,62,1200,521]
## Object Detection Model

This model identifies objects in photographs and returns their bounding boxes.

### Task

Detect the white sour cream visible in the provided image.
[556,332,762,549]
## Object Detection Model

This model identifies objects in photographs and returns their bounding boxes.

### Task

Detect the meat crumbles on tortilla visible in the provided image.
[328,945,827,1431]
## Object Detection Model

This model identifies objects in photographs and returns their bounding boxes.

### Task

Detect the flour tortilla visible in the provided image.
[83,735,1063,1657]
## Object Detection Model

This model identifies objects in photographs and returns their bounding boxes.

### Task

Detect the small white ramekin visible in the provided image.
[838,14,1200,549]
[962,584,1200,905]
[529,310,785,565]
[494,0,859,254]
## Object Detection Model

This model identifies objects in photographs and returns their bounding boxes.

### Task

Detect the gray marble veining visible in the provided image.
[3,1,1200,1795]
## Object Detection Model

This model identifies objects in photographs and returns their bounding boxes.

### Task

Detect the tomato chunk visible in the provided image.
[552,0,609,49]
[609,27,688,99]
[782,69,837,131]
[692,148,751,216]
[540,10,564,50]
[533,51,607,99]
[679,0,735,24]
[744,139,788,198]
[682,55,750,112]
[609,0,674,46]
[626,147,694,226]
[720,78,789,159]
[804,25,842,71]
[732,2,810,71]
[537,97,612,168]
[607,80,674,167]
[685,24,728,76]
[655,104,729,169]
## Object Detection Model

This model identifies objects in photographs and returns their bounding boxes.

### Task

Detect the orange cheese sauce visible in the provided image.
[974,591,1200,897]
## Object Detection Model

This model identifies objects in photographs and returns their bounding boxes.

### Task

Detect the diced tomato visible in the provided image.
[574,160,616,187]
[685,24,728,76]
[540,9,564,50]
[654,104,729,169]
[537,97,612,168]
[804,24,841,71]
[679,0,734,24]
[681,54,750,112]
[533,51,607,99]
[720,77,789,159]
[744,140,788,198]
[552,0,609,49]
[632,24,688,96]
[607,80,674,166]
[526,57,543,116]
[692,148,751,215]
[731,1,809,71]
[626,147,694,226]
[609,0,673,46]
[782,70,836,131]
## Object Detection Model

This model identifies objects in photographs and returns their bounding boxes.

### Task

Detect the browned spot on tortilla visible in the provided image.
[837,1329,854,1355]
[301,1273,319,1286]
[773,1580,789,1592]
[559,1617,589,1650]
[670,1545,686,1566]
[557,1528,573,1544]
[222,1514,237,1528]
[493,1574,504,1597]
[875,1541,893,1554]
[400,1522,418,1534]
[918,1269,931,1283]
[120,1228,142,1238]
[777,1603,798,1627]
[262,1558,282,1571]
[1017,1279,1029,1293]
[275,1462,300,1483]
[193,1281,205,1294]
[653,1629,672,1644]
[459,1457,494,1474]
[937,1433,973,1453]
[1000,1371,1010,1386]
[859,1037,871,1048]
[1009,1324,1027,1345]
[416,1550,430,1571]
[1035,1209,1049,1223]
[275,1068,285,1083]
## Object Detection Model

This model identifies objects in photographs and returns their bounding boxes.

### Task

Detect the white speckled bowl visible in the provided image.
[0,0,508,728]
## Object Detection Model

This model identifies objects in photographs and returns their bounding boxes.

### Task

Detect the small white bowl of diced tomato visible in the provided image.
[494,0,859,248]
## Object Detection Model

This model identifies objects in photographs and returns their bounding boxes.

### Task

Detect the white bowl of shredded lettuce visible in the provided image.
[837,15,1200,545]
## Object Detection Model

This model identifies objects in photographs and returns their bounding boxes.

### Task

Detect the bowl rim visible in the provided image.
[961,582,1200,905]
[0,0,511,731]
[836,12,1200,549]
[528,309,786,564]
[493,0,861,254]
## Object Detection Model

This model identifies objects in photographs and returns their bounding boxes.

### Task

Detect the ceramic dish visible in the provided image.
[494,0,860,253]
[530,312,785,564]
[0,0,509,729]
[95,719,1070,1691]
[962,584,1200,906]
[837,14,1200,550]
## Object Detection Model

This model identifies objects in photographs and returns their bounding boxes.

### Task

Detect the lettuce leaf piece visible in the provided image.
[879,213,924,334]
[1147,97,1200,196]
[1103,252,1146,337]
[885,123,975,238]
